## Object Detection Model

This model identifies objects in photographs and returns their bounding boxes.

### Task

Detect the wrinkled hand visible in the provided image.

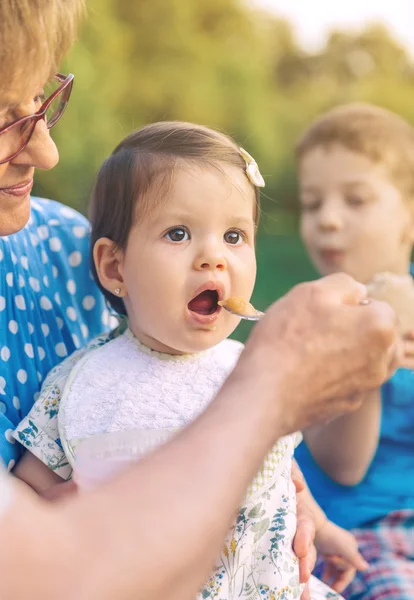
[292,461,317,600]
[315,520,368,593]
[241,273,401,435]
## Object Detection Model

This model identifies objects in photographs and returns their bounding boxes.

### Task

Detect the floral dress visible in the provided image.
[14,328,342,600]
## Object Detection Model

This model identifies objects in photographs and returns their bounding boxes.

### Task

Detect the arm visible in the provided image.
[12,451,63,494]
[0,274,399,600]
[304,388,381,485]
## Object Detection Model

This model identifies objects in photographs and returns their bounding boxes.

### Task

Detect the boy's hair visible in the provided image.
[295,103,414,200]
[0,0,84,101]
[90,121,261,315]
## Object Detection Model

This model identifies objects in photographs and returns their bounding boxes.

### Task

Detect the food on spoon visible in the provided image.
[218,296,258,316]
[366,272,414,334]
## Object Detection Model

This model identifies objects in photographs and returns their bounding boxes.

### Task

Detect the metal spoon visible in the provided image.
[218,299,265,321]
[219,297,370,322]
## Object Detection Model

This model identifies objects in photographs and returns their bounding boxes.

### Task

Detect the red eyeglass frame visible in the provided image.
[0,73,74,165]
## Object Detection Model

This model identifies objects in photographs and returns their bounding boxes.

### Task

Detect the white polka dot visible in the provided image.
[33,392,40,402]
[0,248,3,262]
[18,274,25,287]
[30,233,39,247]
[109,315,119,329]
[48,218,60,226]
[83,296,96,311]
[38,347,46,361]
[0,376,6,395]
[1,347,10,362]
[0,297,5,311]
[102,310,109,326]
[60,206,76,218]
[37,371,42,382]
[69,251,82,267]
[29,277,40,292]
[66,306,77,321]
[41,250,49,264]
[54,292,61,305]
[28,323,34,335]
[81,324,89,339]
[12,396,20,410]
[17,369,28,384]
[41,323,50,337]
[67,280,76,294]
[37,225,49,240]
[49,237,62,252]
[7,459,15,472]
[72,334,80,348]
[24,343,34,358]
[52,266,59,278]
[40,296,53,310]
[43,275,49,287]
[8,320,18,334]
[20,256,29,270]
[73,226,87,238]
[15,295,26,310]
[5,429,15,444]
[30,301,34,310]
[55,342,67,357]
[56,317,64,329]
[11,252,17,264]
[5,273,13,287]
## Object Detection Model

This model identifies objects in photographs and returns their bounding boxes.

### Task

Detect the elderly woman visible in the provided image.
[0,1,401,599]
[0,1,109,469]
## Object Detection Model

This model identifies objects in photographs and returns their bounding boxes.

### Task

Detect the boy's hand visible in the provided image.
[315,520,368,593]
[400,329,414,369]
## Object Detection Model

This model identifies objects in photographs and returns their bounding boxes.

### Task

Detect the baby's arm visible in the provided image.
[13,451,63,494]
[304,388,381,485]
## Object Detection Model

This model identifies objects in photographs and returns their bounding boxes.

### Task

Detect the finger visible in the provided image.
[291,459,305,493]
[299,543,317,583]
[314,273,368,306]
[294,510,316,559]
[329,568,357,593]
[300,582,311,600]
[322,561,356,593]
[325,551,368,572]
[404,329,414,341]
[399,355,414,369]
[403,339,414,357]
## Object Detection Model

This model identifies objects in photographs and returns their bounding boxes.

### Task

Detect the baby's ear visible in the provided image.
[93,238,126,297]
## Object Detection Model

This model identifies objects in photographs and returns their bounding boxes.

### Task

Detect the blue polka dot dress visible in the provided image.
[0,197,110,470]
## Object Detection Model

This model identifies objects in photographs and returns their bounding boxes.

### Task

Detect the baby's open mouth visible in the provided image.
[188,290,219,315]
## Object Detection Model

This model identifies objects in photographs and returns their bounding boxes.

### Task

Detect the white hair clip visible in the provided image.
[239,147,265,188]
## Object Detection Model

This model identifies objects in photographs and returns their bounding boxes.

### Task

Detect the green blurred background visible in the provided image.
[33,0,414,342]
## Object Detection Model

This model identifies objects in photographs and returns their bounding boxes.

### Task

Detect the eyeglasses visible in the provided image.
[0,73,74,165]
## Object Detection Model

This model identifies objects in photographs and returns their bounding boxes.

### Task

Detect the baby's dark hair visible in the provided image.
[89,121,261,314]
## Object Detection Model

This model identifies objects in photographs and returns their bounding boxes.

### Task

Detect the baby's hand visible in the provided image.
[315,520,368,593]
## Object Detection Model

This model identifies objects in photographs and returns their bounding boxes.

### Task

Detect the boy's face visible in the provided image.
[298,144,414,283]
[118,164,257,354]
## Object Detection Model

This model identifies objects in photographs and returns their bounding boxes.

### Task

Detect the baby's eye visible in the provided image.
[164,227,190,242]
[224,230,244,245]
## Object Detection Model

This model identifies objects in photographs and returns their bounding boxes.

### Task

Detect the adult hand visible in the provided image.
[239,273,400,435]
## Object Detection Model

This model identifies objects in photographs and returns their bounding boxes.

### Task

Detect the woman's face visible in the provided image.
[0,81,59,236]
